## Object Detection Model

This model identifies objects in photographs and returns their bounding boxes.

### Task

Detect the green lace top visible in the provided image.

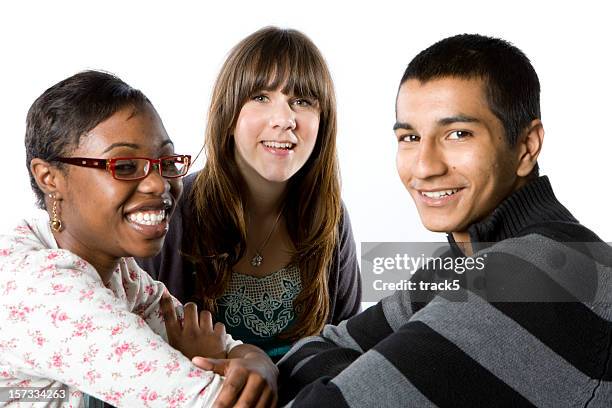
[215,264,302,361]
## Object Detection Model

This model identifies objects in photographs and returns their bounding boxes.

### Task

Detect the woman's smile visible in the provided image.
[233,88,319,183]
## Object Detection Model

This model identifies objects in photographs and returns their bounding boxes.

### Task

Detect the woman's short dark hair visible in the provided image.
[25,70,150,208]
[400,34,541,148]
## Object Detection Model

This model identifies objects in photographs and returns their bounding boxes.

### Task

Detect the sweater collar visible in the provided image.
[447,176,577,244]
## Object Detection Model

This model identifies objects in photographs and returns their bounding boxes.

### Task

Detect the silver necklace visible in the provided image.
[250,207,284,267]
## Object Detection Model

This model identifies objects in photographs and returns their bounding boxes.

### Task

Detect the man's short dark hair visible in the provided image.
[25,70,150,208]
[400,34,541,150]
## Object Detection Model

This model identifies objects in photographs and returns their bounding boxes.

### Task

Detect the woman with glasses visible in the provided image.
[138,27,362,364]
[0,70,277,407]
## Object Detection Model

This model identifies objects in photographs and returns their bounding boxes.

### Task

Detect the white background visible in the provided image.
[1,0,611,246]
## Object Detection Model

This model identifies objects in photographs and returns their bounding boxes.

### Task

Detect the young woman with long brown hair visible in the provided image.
[138,26,361,361]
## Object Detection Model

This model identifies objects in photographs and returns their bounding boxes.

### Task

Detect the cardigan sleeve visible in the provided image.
[328,203,362,324]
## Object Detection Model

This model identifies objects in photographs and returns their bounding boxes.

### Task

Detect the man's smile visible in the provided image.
[413,187,466,207]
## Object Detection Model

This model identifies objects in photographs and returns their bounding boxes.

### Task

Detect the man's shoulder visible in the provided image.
[516,220,603,243]
[474,221,612,305]
[490,220,610,266]
[480,219,610,268]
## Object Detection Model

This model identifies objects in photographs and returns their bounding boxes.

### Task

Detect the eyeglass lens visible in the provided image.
[113,158,189,180]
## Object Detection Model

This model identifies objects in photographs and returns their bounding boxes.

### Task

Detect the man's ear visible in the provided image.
[30,158,65,201]
[516,119,544,177]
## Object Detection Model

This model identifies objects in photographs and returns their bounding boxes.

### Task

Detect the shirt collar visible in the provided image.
[447,176,577,246]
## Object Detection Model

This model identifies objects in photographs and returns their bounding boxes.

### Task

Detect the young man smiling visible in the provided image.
[277,35,612,407]
[395,76,538,249]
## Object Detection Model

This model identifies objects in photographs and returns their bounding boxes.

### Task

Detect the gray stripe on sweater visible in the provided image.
[381,288,414,331]
[331,349,435,408]
[587,381,612,407]
[277,335,328,366]
[279,322,364,378]
[480,235,612,314]
[320,319,363,352]
[412,292,598,408]
[594,262,612,319]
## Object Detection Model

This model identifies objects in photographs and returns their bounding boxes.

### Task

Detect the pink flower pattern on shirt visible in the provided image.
[0,217,239,407]
[28,330,47,347]
[49,305,70,328]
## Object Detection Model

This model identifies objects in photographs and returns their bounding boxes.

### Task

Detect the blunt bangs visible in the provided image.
[232,29,333,116]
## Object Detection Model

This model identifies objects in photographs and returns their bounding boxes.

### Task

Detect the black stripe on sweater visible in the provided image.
[279,339,357,376]
[279,343,363,405]
[289,377,350,408]
[492,300,612,381]
[374,321,535,408]
[346,301,393,351]
[480,251,612,381]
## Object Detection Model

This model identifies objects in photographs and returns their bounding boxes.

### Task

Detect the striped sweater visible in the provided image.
[278,177,612,407]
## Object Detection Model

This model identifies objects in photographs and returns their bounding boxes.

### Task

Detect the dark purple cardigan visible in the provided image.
[136,173,362,325]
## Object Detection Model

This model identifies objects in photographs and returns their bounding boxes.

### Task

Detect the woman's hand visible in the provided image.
[193,345,278,408]
[160,293,227,360]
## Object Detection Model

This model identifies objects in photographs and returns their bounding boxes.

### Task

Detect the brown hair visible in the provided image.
[190,27,341,339]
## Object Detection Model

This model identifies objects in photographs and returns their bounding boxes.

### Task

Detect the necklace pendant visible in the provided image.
[251,253,263,267]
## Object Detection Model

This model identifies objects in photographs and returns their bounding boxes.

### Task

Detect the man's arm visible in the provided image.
[284,295,536,408]
[284,321,437,408]
[278,288,415,404]
[278,245,452,404]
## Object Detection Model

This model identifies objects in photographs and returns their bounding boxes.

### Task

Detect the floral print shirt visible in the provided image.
[0,215,241,407]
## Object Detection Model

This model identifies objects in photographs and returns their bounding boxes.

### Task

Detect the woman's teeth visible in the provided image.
[422,188,460,198]
[262,141,294,150]
[127,210,166,226]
